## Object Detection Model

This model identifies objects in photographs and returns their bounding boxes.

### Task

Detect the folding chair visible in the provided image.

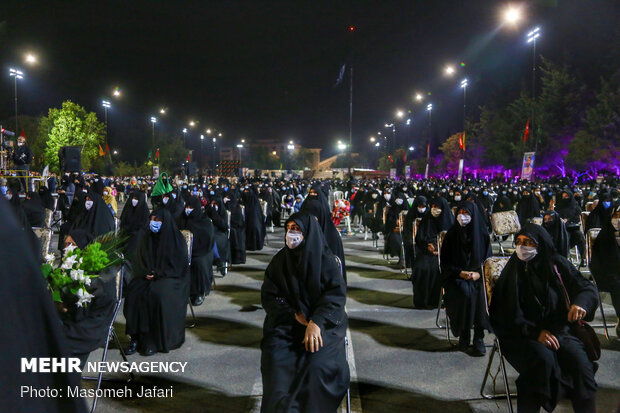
[333,190,344,201]
[44,209,54,228]
[434,231,456,346]
[586,228,616,339]
[479,256,514,413]
[83,261,135,413]
[180,230,197,328]
[490,211,521,256]
[398,210,408,275]
[32,227,53,260]
[114,217,120,236]
[528,217,542,225]
[335,256,351,413]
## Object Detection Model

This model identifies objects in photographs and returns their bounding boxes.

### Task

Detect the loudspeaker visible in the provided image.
[187,162,197,177]
[59,146,82,172]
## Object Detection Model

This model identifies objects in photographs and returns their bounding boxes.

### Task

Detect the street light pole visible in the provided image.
[102,100,111,147]
[182,128,188,147]
[150,117,157,156]
[527,27,540,152]
[425,103,433,179]
[9,68,24,135]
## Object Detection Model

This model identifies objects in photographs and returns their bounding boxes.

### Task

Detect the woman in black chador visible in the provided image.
[178,197,215,305]
[440,201,491,356]
[225,191,247,264]
[383,188,409,265]
[207,195,231,274]
[71,188,115,236]
[555,190,586,262]
[242,186,266,251]
[413,196,454,308]
[490,224,598,413]
[22,191,46,227]
[589,206,620,329]
[261,211,349,413]
[120,190,150,259]
[516,187,542,225]
[542,210,570,258]
[124,208,189,356]
[301,183,347,282]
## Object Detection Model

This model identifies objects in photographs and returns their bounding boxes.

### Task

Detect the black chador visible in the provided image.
[124,208,189,355]
[261,212,349,413]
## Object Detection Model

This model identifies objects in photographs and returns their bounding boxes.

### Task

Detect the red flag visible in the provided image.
[155,148,160,160]
[523,119,530,142]
[105,144,110,154]
[458,133,463,149]
[402,151,406,162]
[187,154,190,162]
[19,129,26,139]
[426,143,430,158]
[462,132,466,151]
[388,155,394,163]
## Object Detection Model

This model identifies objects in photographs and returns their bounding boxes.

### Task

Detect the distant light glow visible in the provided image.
[527,27,541,43]
[396,110,405,118]
[349,26,355,32]
[200,134,204,140]
[444,65,456,76]
[25,53,37,64]
[375,142,380,147]
[182,128,188,133]
[460,78,468,88]
[206,129,212,134]
[408,146,415,151]
[503,6,522,25]
[369,136,376,142]
[9,68,24,79]
[150,116,157,123]
[272,151,277,155]
[427,103,433,111]
[159,108,166,114]
[415,93,423,101]
[102,100,111,108]
[113,87,121,97]
[236,144,243,148]
[218,133,222,137]
[189,121,196,127]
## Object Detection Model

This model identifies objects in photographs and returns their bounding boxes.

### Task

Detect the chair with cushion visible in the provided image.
[83,260,134,413]
[44,209,54,228]
[32,227,53,260]
[479,256,514,413]
[490,210,521,256]
[180,230,197,328]
[335,256,351,413]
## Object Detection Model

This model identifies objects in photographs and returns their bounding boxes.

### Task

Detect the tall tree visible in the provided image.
[40,101,105,173]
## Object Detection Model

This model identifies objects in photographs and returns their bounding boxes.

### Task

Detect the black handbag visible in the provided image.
[554,265,601,361]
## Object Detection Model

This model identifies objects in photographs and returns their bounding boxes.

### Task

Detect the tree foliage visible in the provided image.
[41,101,105,173]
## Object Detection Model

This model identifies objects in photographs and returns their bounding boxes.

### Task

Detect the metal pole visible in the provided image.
[348,65,353,178]
[532,38,537,153]
[14,77,18,135]
[463,85,467,157]
[151,123,155,154]
[104,107,108,147]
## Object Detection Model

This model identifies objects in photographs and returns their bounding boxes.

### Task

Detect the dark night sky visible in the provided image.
[0,0,618,161]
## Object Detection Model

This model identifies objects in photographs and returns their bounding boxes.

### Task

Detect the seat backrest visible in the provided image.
[382,205,389,224]
[333,191,344,201]
[32,227,53,259]
[586,228,602,266]
[482,257,510,308]
[585,202,595,212]
[490,210,521,236]
[180,230,193,266]
[580,211,590,233]
[334,255,343,280]
[44,209,53,228]
[412,217,421,244]
[114,217,120,235]
[529,217,543,225]
[397,210,407,231]
[437,230,448,271]
[259,199,268,219]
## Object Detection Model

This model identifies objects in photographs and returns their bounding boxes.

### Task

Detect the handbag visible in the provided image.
[553,265,601,361]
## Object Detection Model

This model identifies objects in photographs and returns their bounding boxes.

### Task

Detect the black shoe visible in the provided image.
[458,331,471,351]
[191,295,204,306]
[141,348,156,357]
[125,340,138,355]
[219,264,227,277]
[469,338,486,357]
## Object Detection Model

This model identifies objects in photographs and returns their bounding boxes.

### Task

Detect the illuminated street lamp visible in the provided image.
[396,110,405,119]
[337,140,347,151]
[159,108,166,115]
[189,120,196,127]
[408,146,415,151]
[527,27,541,152]
[415,93,423,102]
[25,53,37,65]
[150,116,157,153]
[444,65,456,76]
[9,68,24,133]
[460,78,468,133]
[102,100,111,145]
[369,136,376,143]
[503,6,522,26]
[182,128,188,147]
[112,87,121,98]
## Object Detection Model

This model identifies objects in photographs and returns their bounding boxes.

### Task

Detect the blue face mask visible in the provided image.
[602,201,611,209]
[482,191,488,196]
[210,191,215,196]
[0,185,6,195]
[150,220,162,233]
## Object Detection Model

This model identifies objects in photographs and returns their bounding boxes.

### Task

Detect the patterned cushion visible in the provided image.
[412,218,422,244]
[491,210,521,236]
[483,257,510,306]
[32,227,53,259]
[529,217,543,225]
[44,209,53,228]
[180,230,193,264]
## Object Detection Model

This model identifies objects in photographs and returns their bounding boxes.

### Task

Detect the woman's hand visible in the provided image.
[538,330,560,351]
[459,271,480,281]
[145,273,154,280]
[427,243,438,255]
[303,320,323,353]
[295,312,308,326]
[459,271,470,279]
[568,305,587,322]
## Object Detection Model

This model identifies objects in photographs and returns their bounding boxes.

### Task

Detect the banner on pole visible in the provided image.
[389,168,396,179]
[424,163,429,179]
[153,166,160,179]
[457,159,464,181]
[405,165,411,178]
[520,152,536,181]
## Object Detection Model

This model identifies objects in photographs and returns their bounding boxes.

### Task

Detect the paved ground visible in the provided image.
[80,225,620,413]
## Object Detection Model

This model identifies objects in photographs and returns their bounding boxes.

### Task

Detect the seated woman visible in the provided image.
[124,209,189,356]
[490,224,599,413]
[60,229,117,369]
[440,201,491,356]
[261,211,349,412]
[71,189,115,237]
[590,207,620,337]
[542,210,570,258]
[22,191,46,227]
[412,197,454,309]
[178,197,215,306]
[102,186,118,217]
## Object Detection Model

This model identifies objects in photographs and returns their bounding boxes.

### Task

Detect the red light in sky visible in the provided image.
[349,26,355,31]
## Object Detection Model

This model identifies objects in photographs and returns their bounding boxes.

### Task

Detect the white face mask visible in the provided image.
[6,194,12,200]
[17,142,24,146]
[185,208,193,216]
[162,197,169,205]
[85,200,94,210]
[457,213,471,227]
[516,245,538,262]
[454,195,462,201]
[417,206,426,213]
[286,230,303,249]
[611,218,620,231]
[395,198,403,205]
[103,191,108,196]
[171,193,177,199]
[131,199,139,207]
[371,193,378,199]
[384,194,391,201]
[431,207,442,217]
